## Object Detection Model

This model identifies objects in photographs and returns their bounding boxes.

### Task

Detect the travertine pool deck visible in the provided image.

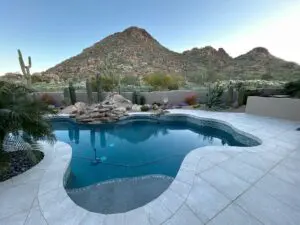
[0,109,299,225]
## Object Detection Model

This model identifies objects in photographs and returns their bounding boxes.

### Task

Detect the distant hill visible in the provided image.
[0,72,23,82]
[44,26,300,81]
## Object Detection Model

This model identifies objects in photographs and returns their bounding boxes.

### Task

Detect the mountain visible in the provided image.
[231,47,300,80]
[44,26,300,81]
[45,27,183,81]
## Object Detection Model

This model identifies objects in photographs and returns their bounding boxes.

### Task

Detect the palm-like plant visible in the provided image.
[0,81,56,153]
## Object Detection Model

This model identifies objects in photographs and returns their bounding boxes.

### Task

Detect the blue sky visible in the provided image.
[0,0,300,74]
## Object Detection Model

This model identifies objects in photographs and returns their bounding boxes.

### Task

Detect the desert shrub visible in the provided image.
[0,81,56,154]
[185,94,197,105]
[91,75,117,92]
[284,80,300,97]
[121,75,138,86]
[40,93,56,106]
[132,91,139,104]
[261,73,273,81]
[206,82,224,108]
[68,82,76,105]
[186,71,206,84]
[152,102,161,107]
[141,105,150,112]
[143,72,184,91]
[237,87,246,106]
[31,74,43,83]
[139,95,146,105]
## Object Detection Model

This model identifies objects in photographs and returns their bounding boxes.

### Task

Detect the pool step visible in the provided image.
[66,175,173,214]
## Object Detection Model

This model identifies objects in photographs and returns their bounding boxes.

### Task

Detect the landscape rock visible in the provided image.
[61,94,131,124]
[141,104,150,112]
[74,102,86,114]
[131,104,141,112]
[152,104,159,110]
[102,93,132,109]
[61,105,77,114]
[115,107,127,112]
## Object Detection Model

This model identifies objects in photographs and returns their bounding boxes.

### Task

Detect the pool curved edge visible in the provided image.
[38,112,265,224]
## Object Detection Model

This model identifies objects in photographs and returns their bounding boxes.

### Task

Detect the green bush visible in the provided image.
[237,87,246,106]
[139,95,146,105]
[40,93,56,106]
[284,80,300,97]
[143,72,184,91]
[261,73,273,81]
[68,82,76,105]
[132,91,139,104]
[121,75,138,86]
[141,105,150,112]
[91,75,117,92]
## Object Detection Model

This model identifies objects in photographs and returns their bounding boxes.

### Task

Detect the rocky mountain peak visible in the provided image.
[43,27,300,81]
[217,48,231,59]
[120,26,156,43]
[247,47,270,57]
[184,46,231,59]
[236,47,271,62]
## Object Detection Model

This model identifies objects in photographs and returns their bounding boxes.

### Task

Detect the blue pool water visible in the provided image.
[51,117,258,189]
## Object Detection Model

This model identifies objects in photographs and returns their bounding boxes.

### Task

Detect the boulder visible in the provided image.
[61,105,77,114]
[97,108,111,113]
[102,93,132,108]
[132,104,141,112]
[152,104,159,110]
[90,112,105,118]
[77,114,91,120]
[61,95,131,124]
[74,102,86,114]
[141,105,150,112]
[115,107,127,112]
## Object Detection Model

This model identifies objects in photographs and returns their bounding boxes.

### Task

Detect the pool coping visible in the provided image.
[1,109,300,224]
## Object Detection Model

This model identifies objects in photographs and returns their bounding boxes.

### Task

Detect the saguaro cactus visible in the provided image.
[132,91,139,104]
[63,87,71,105]
[68,82,77,105]
[18,49,32,87]
[238,87,245,106]
[96,72,102,102]
[86,79,93,104]
[226,84,234,106]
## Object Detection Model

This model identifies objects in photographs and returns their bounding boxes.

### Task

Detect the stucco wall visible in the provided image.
[140,90,209,104]
[246,96,300,121]
[36,90,211,105]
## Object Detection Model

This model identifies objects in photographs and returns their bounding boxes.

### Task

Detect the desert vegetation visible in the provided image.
[0,81,56,181]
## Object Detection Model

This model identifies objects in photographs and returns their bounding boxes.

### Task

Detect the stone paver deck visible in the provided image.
[0,110,299,225]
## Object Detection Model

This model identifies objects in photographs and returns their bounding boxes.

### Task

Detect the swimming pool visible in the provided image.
[51,115,260,190]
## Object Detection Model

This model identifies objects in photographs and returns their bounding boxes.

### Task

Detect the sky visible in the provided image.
[1,0,300,74]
